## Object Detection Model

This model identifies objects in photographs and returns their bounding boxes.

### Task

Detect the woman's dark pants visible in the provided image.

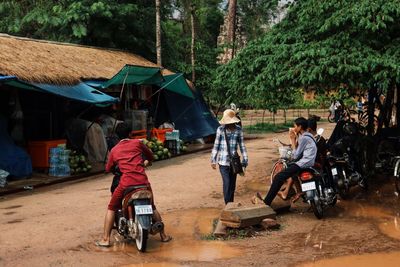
[219,165,237,204]
[264,163,301,205]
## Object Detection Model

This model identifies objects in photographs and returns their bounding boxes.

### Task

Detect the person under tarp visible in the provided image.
[65,118,108,163]
[0,115,32,179]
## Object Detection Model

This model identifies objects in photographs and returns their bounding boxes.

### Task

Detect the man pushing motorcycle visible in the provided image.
[96,122,172,247]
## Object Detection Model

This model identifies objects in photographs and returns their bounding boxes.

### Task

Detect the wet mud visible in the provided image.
[301,251,400,267]
[2,205,22,209]
[89,208,241,264]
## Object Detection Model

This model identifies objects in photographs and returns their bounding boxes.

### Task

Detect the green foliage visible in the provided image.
[214,0,400,110]
[0,1,162,59]
[244,122,292,134]
[237,0,280,40]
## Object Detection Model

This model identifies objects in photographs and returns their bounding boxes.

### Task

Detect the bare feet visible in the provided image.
[291,192,304,203]
[251,192,264,204]
[277,191,288,200]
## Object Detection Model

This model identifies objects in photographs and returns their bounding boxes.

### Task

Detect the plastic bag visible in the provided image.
[0,169,10,188]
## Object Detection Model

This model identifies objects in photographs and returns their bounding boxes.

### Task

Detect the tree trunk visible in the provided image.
[155,0,162,66]
[367,87,377,136]
[227,0,237,59]
[284,109,287,124]
[190,4,196,84]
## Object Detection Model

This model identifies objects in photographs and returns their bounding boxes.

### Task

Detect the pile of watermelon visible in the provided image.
[69,151,92,174]
[142,138,172,161]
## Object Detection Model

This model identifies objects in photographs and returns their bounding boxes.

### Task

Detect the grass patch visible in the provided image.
[200,218,266,241]
[244,122,293,134]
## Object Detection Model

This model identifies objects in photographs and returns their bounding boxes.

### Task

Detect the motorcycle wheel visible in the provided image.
[394,160,400,194]
[338,187,349,199]
[396,178,400,195]
[329,196,337,206]
[310,199,323,219]
[135,218,149,252]
[328,112,335,123]
[337,172,350,199]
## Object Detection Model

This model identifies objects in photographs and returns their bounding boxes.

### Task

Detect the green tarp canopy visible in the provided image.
[159,73,194,99]
[101,65,164,89]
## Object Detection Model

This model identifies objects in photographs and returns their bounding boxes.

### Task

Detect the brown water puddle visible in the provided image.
[94,208,242,263]
[149,208,242,261]
[340,202,400,240]
[122,263,189,267]
[300,251,400,267]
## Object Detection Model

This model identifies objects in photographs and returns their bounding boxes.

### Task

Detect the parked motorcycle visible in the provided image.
[298,167,337,219]
[327,122,366,198]
[297,128,337,219]
[112,164,164,252]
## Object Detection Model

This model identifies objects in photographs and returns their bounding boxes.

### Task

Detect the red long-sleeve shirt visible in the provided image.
[106,139,154,187]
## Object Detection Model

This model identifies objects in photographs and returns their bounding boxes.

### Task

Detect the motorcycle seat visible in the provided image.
[300,167,320,176]
[124,185,149,196]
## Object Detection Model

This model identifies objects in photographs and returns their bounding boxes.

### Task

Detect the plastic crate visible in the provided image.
[27,139,67,168]
[151,128,173,143]
[130,129,147,140]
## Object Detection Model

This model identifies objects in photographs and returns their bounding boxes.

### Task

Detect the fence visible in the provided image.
[241,108,329,127]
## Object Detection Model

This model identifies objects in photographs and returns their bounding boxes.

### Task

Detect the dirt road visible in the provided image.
[1,122,400,267]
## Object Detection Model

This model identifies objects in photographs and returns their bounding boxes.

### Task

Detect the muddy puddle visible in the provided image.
[93,208,241,263]
[301,251,400,267]
[339,202,400,241]
[122,263,189,267]
[148,208,241,261]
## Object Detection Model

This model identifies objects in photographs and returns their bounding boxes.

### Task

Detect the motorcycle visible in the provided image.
[112,164,164,252]
[327,122,366,199]
[298,167,337,219]
[297,128,337,219]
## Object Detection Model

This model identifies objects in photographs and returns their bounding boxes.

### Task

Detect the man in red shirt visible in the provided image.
[96,123,171,247]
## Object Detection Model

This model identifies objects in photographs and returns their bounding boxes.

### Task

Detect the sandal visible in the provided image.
[161,235,173,243]
[95,240,111,248]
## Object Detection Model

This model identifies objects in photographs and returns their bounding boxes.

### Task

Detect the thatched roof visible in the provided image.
[0,34,173,85]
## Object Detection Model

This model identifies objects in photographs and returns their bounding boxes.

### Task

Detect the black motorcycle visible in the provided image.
[327,122,366,198]
[298,165,337,219]
[296,128,337,219]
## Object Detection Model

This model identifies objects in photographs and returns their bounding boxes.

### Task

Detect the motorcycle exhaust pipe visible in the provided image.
[150,221,164,235]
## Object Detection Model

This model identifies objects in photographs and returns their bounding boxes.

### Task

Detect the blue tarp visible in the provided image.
[2,77,118,106]
[0,75,16,82]
[0,115,32,178]
[31,82,119,106]
[161,89,219,140]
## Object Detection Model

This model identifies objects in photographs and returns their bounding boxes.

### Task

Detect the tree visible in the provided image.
[0,1,168,61]
[190,3,196,83]
[156,0,162,65]
[214,0,400,111]
[226,0,237,58]
[237,0,280,41]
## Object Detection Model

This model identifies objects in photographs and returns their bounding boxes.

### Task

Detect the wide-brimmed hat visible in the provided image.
[219,109,240,125]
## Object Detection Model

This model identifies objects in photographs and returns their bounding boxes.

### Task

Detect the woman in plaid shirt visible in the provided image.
[211,109,248,204]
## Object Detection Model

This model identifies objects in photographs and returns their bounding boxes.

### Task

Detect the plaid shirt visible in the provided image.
[211,125,248,167]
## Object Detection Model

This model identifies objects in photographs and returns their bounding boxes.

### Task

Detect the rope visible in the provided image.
[145,73,184,101]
